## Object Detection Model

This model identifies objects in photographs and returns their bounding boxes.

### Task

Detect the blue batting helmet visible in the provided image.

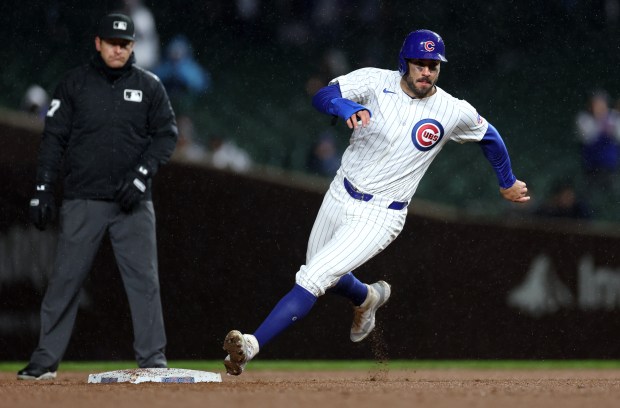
[398,29,447,75]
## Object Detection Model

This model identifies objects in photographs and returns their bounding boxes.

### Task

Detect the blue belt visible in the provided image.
[343,178,407,210]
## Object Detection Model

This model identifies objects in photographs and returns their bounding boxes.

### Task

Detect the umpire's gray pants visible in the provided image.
[30,199,167,369]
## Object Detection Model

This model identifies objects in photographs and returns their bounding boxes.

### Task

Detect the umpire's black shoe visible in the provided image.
[17,363,57,380]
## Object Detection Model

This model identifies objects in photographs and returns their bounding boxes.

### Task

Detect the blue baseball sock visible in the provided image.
[253,284,317,347]
[327,272,368,306]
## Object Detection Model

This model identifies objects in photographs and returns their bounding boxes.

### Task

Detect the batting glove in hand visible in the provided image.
[115,165,150,212]
[29,184,56,231]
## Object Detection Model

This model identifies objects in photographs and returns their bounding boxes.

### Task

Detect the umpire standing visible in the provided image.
[18,12,178,380]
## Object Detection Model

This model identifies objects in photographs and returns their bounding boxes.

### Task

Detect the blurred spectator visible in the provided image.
[121,0,161,70]
[357,0,381,25]
[153,34,211,114]
[236,0,261,22]
[305,48,351,98]
[322,48,350,78]
[44,1,70,48]
[21,85,50,121]
[605,0,620,27]
[533,180,591,220]
[208,136,253,173]
[235,0,262,39]
[575,90,620,195]
[172,115,208,163]
[306,129,341,178]
[275,0,313,47]
[309,0,346,45]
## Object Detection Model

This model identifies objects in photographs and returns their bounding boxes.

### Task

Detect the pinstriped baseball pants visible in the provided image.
[295,173,407,297]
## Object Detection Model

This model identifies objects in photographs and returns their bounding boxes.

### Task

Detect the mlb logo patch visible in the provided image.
[113,21,128,30]
[124,89,143,102]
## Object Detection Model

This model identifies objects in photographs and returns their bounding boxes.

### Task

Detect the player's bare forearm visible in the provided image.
[346,110,371,129]
[500,179,530,203]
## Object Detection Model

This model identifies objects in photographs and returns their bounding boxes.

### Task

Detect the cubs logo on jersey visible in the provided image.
[412,119,444,151]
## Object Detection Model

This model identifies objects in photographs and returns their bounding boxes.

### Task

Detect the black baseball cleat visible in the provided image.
[17,363,57,380]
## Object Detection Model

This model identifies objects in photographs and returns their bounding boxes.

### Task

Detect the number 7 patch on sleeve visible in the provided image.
[46,99,61,117]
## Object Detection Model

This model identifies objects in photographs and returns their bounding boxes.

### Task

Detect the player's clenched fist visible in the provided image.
[500,179,530,203]
[346,110,371,129]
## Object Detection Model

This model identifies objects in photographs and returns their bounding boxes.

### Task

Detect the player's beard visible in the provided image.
[404,75,437,99]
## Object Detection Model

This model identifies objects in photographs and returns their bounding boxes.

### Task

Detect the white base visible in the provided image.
[87,368,222,384]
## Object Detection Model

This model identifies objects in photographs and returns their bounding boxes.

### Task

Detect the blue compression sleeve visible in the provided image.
[312,84,342,113]
[253,284,317,347]
[478,123,517,189]
[312,84,372,120]
[327,272,368,306]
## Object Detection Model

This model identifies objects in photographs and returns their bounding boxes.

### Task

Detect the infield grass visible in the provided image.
[2,360,620,372]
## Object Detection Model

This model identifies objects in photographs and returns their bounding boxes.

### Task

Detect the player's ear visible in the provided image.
[95,36,102,52]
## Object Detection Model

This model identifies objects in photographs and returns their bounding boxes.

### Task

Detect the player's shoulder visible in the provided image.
[334,67,397,81]
[339,68,399,94]
[435,86,478,112]
[353,67,398,79]
[359,67,396,76]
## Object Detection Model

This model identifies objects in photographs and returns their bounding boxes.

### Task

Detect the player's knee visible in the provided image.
[295,268,328,297]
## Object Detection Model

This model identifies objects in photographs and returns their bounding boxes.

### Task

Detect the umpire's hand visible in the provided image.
[29,184,56,230]
[115,165,150,212]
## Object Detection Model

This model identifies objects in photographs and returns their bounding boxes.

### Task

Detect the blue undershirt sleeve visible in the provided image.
[478,123,517,189]
[312,83,372,121]
[312,84,342,114]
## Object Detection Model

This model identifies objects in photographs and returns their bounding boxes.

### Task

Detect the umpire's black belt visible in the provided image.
[343,178,408,210]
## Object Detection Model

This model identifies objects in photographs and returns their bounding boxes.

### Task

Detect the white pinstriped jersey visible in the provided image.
[330,67,489,202]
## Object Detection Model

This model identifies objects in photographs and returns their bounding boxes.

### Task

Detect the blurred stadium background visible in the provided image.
[3,0,620,364]
[2,0,620,221]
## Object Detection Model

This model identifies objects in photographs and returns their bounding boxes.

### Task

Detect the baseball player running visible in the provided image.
[222,29,530,375]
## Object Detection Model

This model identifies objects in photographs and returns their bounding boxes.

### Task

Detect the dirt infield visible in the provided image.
[2,369,620,408]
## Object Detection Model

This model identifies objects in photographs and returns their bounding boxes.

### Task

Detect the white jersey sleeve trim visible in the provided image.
[450,98,489,144]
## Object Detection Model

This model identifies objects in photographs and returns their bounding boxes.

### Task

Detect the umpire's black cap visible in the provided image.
[97,13,135,41]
